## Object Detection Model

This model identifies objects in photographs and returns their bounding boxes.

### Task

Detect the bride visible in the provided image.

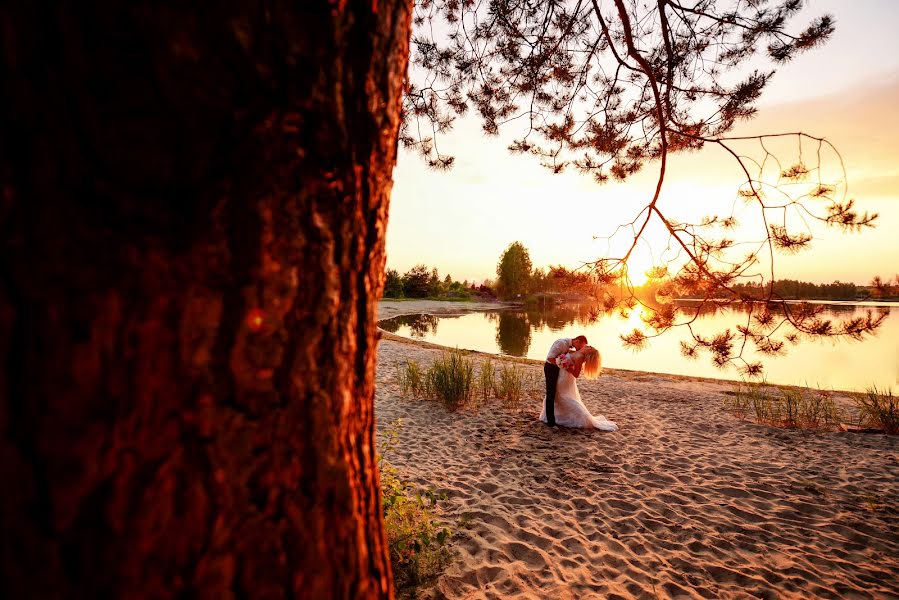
[539,346,618,431]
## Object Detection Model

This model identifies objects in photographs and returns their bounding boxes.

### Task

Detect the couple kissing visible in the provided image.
[540,335,618,431]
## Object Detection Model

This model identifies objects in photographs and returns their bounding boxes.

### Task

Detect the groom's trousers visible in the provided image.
[543,362,560,425]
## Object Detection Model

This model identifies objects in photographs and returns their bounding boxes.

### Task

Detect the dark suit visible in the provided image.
[543,361,560,425]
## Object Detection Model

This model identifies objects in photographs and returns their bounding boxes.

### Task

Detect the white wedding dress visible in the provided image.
[540,368,618,431]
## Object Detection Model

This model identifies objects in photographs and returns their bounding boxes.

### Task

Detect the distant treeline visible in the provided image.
[383,260,594,301]
[383,265,487,299]
[385,242,597,301]
[728,279,862,301]
[386,256,895,303]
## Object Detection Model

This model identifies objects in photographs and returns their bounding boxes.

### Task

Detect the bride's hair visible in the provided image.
[580,346,602,379]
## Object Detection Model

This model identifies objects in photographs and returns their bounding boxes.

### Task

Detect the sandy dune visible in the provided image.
[375,332,899,599]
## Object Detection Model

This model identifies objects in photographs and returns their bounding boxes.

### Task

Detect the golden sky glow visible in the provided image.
[387,1,899,285]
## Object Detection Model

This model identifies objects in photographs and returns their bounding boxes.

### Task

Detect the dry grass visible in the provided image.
[725,382,840,430]
[496,363,526,411]
[854,387,899,434]
[476,359,496,409]
[398,360,426,396]
[398,349,550,416]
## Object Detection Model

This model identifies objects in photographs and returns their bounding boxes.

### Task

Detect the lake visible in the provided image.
[379,301,899,392]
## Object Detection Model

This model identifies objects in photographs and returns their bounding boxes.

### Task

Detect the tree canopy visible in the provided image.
[496,241,533,299]
[402,264,433,297]
[403,0,882,376]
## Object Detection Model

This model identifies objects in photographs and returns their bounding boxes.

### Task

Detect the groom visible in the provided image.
[544,334,588,426]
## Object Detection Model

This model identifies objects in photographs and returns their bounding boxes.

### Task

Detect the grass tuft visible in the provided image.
[496,362,526,410]
[398,360,426,397]
[470,358,496,412]
[427,350,475,412]
[854,387,899,434]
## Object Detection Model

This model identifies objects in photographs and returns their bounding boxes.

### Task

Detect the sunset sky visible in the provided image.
[385,0,899,285]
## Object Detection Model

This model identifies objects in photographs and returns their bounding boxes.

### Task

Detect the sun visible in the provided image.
[624,251,655,287]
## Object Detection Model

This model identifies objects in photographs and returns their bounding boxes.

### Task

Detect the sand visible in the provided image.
[374,301,899,599]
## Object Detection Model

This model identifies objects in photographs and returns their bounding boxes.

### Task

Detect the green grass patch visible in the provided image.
[427,350,475,412]
[379,420,453,596]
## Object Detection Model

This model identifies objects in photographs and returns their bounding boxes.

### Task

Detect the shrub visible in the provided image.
[496,362,525,410]
[855,387,899,434]
[381,468,453,594]
[378,420,453,596]
[402,264,432,298]
[427,350,474,411]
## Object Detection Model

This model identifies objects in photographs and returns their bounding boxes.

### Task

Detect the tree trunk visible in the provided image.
[0,1,411,598]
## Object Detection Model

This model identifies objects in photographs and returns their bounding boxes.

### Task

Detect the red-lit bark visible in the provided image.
[0,2,411,598]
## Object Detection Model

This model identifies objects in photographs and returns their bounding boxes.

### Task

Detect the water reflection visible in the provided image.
[378,301,898,391]
[676,300,891,319]
[378,313,438,337]
[526,302,600,330]
[492,311,532,356]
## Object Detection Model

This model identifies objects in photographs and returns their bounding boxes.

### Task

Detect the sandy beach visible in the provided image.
[375,301,899,599]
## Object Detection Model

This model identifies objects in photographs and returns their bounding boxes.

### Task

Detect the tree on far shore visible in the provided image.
[385,269,405,298]
[496,241,533,299]
[399,264,429,297]
[428,267,441,296]
[732,279,859,301]
[871,275,899,299]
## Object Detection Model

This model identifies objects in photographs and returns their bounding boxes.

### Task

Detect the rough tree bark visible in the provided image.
[0,1,411,598]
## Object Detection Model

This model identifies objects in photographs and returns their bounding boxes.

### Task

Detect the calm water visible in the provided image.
[380,302,899,392]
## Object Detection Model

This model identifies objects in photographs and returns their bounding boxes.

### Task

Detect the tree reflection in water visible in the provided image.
[504,301,893,356]
[525,303,600,331]
[677,300,891,319]
[378,314,439,338]
[492,312,532,356]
